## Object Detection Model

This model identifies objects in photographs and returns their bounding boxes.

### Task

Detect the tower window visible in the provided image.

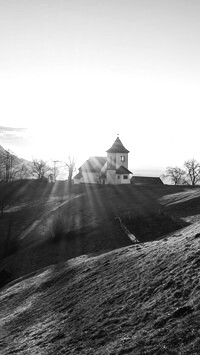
[120,156,125,162]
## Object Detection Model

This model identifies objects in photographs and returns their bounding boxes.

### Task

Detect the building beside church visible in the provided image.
[74,137,132,185]
[130,176,164,185]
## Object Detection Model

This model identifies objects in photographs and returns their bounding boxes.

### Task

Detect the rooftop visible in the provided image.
[80,156,107,173]
[116,165,132,175]
[106,137,129,154]
[131,176,164,185]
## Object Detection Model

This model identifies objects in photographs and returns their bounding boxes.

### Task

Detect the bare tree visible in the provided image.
[64,156,76,185]
[0,184,12,217]
[0,148,31,182]
[165,166,186,185]
[184,159,200,186]
[0,160,5,181]
[52,160,59,181]
[32,159,50,179]
[15,163,30,180]
[0,150,19,182]
[4,151,12,182]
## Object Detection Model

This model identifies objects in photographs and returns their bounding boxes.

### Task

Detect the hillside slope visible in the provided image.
[160,187,200,223]
[1,226,200,354]
[0,184,189,278]
[1,185,200,353]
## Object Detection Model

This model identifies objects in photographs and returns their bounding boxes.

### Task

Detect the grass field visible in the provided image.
[1,181,200,354]
[0,181,189,276]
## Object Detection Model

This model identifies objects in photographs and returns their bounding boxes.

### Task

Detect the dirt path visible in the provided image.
[19,194,83,243]
[159,188,200,206]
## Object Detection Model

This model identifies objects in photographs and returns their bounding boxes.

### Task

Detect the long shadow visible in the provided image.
[0,180,79,260]
[165,194,200,219]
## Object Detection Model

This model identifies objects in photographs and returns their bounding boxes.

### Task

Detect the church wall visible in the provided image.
[116,153,128,169]
[106,170,117,184]
[82,172,100,184]
[107,152,129,170]
[74,178,80,184]
[107,153,116,169]
[116,174,131,184]
[74,176,84,184]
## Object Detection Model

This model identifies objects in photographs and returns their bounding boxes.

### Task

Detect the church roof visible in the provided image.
[74,171,83,179]
[80,156,106,173]
[106,137,129,153]
[116,165,132,174]
[131,176,164,185]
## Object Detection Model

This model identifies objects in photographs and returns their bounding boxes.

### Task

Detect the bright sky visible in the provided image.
[1,0,200,173]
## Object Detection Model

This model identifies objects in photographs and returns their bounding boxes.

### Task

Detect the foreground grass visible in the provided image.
[0,184,190,278]
[0,180,83,259]
[1,185,200,353]
[1,227,200,354]
[1,184,200,278]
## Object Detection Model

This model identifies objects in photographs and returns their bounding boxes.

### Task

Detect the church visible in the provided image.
[74,136,132,185]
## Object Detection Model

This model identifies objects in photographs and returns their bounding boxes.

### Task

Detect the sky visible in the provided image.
[1,0,200,174]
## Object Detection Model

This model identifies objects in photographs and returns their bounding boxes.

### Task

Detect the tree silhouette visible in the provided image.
[64,157,76,185]
[184,159,200,186]
[32,159,50,179]
[165,166,186,185]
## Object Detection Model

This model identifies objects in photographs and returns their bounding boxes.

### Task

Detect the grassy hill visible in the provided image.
[1,222,200,354]
[1,182,200,353]
[0,182,188,276]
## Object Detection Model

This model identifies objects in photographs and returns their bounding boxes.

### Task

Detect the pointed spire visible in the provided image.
[106,137,129,153]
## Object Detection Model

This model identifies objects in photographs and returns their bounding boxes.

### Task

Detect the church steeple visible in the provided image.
[106,136,129,154]
[106,136,131,181]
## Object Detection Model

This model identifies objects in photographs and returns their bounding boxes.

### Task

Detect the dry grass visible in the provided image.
[1,229,200,354]
[121,210,189,242]
[0,184,199,277]
[1,183,200,353]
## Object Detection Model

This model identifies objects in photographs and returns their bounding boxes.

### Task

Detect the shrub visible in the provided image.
[49,213,68,243]
[3,218,20,257]
[120,210,188,242]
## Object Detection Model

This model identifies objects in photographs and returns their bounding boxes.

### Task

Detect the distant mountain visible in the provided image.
[0,144,30,164]
[0,145,8,164]
[130,169,165,177]
[0,144,32,180]
[0,144,7,156]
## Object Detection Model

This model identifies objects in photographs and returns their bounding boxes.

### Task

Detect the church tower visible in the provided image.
[106,137,132,184]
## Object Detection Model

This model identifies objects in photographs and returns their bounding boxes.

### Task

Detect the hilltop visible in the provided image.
[1,183,200,353]
[0,182,189,277]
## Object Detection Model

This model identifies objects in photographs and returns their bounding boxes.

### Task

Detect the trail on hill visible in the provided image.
[160,188,200,223]
[160,187,200,207]
[19,193,83,243]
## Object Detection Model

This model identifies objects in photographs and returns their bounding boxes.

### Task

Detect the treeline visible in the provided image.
[0,149,31,182]
[165,159,200,186]
[0,148,76,183]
